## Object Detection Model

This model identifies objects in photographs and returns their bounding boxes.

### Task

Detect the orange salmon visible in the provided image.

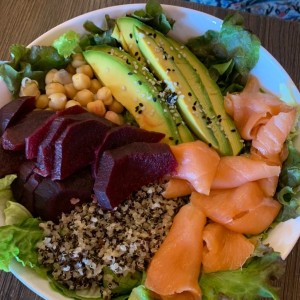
[145,203,206,299]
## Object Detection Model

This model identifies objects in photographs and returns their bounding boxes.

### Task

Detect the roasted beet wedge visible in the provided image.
[0,138,26,178]
[93,125,165,177]
[25,105,86,160]
[93,142,178,210]
[35,112,97,177]
[34,168,94,221]
[51,117,114,180]
[0,96,36,135]
[2,110,54,151]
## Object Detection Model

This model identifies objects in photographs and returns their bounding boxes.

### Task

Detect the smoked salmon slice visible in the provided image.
[190,182,281,235]
[224,76,296,141]
[211,156,281,190]
[251,109,297,164]
[145,203,206,299]
[202,222,255,273]
[170,141,220,195]
[162,178,194,199]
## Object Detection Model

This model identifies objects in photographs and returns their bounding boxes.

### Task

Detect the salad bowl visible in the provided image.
[0,3,300,300]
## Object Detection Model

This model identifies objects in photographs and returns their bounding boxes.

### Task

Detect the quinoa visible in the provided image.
[37,182,187,298]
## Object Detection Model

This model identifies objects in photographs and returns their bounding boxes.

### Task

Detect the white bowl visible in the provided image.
[1,4,299,299]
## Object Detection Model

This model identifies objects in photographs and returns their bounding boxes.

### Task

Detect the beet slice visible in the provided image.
[93,142,178,210]
[25,105,86,159]
[35,112,97,177]
[51,117,114,180]
[34,168,94,221]
[2,110,54,151]
[92,125,165,177]
[0,140,26,178]
[0,96,36,135]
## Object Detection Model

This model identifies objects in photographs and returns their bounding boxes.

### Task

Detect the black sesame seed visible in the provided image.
[128,72,133,75]
[153,33,157,38]
[137,80,142,85]
[208,143,212,147]
[192,106,196,111]
[231,129,236,132]
[188,92,192,97]
[129,33,133,39]
[134,51,139,56]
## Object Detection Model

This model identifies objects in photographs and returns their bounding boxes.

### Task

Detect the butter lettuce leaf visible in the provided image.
[200,252,285,300]
[186,13,260,94]
[129,0,175,34]
[0,218,44,273]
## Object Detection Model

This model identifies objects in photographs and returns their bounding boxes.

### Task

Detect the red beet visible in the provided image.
[0,138,26,178]
[51,117,114,180]
[25,105,85,159]
[35,112,97,177]
[34,168,94,221]
[93,142,177,210]
[92,125,165,177]
[2,110,54,151]
[0,96,36,135]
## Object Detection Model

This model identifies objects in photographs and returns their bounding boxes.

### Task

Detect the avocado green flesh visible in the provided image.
[83,50,180,144]
[134,27,219,150]
[114,17,146,65]
[128,285,156,300]
[167,38,244,155]
[89,45,194,143]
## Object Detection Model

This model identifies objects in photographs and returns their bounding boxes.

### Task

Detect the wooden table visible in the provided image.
[0,0,299,299]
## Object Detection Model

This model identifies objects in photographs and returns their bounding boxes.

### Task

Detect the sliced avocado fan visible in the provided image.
[113,16,244,156]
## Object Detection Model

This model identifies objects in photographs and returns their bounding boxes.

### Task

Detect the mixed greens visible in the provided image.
[0,0,299,299]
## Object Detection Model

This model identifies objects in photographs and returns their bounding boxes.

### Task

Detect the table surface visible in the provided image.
[0,0,299,299]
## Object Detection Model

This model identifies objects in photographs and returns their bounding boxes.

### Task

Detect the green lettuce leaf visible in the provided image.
[4,201,32,225]
[0,218,44,272]
[200,252,285,300]
[52,31,81,58]
[129,0,175,34]
[0,44,69,97]
[186,13,260,94]
[0,175,17,226]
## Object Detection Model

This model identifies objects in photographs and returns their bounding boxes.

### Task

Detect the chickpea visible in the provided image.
[45,82,65,96]
[87,100,106,117]
[72,73,91,90]
[71,53,86,68]
[48,93,67,110]
[52,69,72,85]
[64,83,78,99]
[89,79,102,94]
[19,81,41,99]
[108,99,124,114]
[96,86,113,105]
[105,111,124,125]
[45,69,58,85]
[66,63,76,75]
[65,100,81,109]
[36,94,49,109]
[76,64,94,79]
[74,89,94,106]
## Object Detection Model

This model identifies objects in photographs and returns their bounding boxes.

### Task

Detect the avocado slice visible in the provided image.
[83,49,181,144]
[128,285,158,300]
[133,26,220,150]
[166,38,244,155]
[113,17,243,155]
[89,45,194,143]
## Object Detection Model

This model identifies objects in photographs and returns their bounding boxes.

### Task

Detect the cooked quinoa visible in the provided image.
[37,182,187,298]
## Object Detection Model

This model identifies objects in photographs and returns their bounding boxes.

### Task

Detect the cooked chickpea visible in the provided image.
[108,99,124,114]
[76,64,94,79]
[74,89,94,106]
[65,100,81,109]
[87,100,106,117]
[45,69,58,85]
[96,86,113,105]
[45,82,65,96]
[66,63,76,75]
[48,93,67,110]
[52,69,72,85]
[72,73,91,90]
[19,81,41,99]
[89,79,102,94]
[36,94,49,109]
[64,83,77,99]
[104,111,124,125]
[71,53,86,68]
